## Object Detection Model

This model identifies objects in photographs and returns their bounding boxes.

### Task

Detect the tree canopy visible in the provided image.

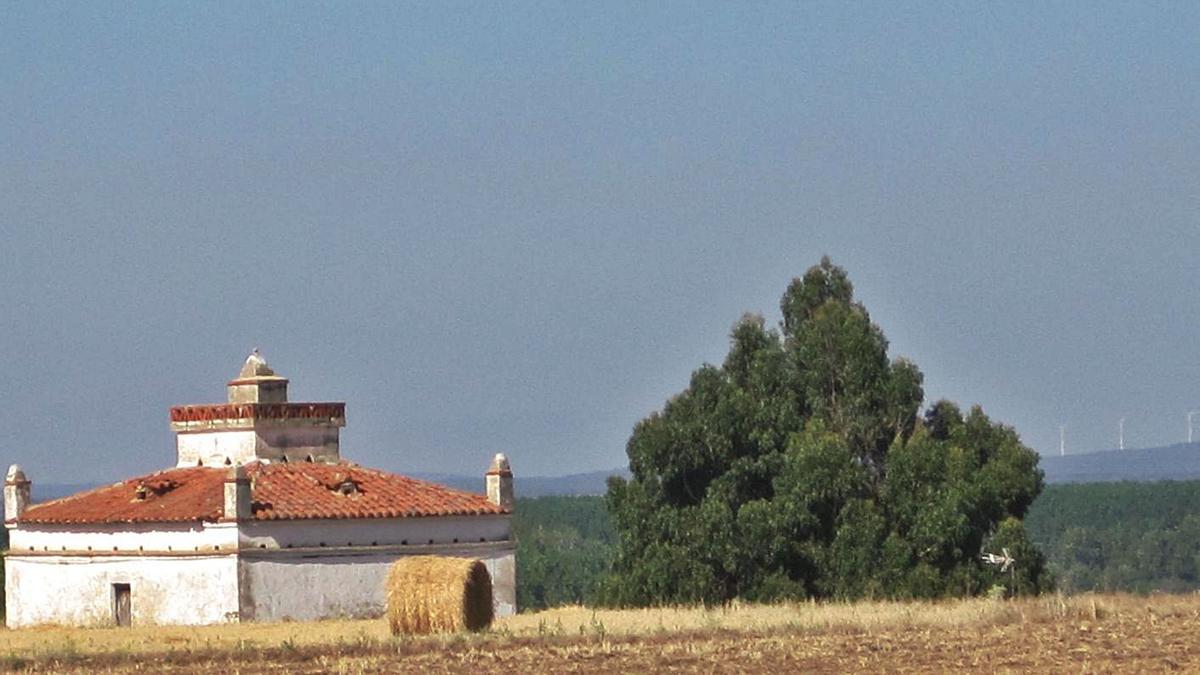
[603,258,1049,605]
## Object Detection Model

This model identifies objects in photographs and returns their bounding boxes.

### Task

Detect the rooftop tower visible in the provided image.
[169,351,346,467]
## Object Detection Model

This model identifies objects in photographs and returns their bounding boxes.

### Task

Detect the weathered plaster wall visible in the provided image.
[5,555,238,627]
[8,522,239,554]
[176,431,257,467]
[239,515,511,550]
[176,428,341,467]
[6,518,515,626]
[240,543,517,621]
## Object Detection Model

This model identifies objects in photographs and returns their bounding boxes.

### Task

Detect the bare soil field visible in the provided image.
[2,594,1197,673]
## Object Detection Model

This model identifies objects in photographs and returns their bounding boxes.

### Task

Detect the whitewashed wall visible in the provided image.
[5,516,515,626]
[239,515,511,549]
[176,430,257,467]
[5,555,238,627]
[9,522,238,554]
[240,544,517,621]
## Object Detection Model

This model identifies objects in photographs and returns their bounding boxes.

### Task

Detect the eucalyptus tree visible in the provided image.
[603,258,1049,605]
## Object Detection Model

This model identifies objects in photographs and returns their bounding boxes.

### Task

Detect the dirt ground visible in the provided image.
[4,594,1198,673]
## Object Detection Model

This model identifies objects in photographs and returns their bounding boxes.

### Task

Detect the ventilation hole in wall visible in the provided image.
[479,537,486,543]
[428,539,434,545]
[42,546,47,551]
[319,542,326,547]
[401,540,407,546]
[61,546,66,551]
[167,546,172,551]
[194,546,199,551]
[139,545,144,551]
[259,543,266,549]
[452,538,459,543]
[371,541,378,547]
[285,543,292,549]
[346,542,352,547]
[215,545,220,551]
[86,546,92,551]
[112,546,118,551]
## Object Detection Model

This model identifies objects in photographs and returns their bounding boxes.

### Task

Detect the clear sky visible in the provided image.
[2,3,1198,483]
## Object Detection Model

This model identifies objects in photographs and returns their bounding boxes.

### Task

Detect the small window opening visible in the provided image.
[224,457,232,466]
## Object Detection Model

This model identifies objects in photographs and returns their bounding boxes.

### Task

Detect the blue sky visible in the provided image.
[2,3,1198,483]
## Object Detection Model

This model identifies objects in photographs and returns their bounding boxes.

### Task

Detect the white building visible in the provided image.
[4,353,516,627]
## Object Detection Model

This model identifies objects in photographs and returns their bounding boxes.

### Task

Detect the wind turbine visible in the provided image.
[1119,417,1125,451]
[1189,411,1199,445]
[1059,424,1066,456]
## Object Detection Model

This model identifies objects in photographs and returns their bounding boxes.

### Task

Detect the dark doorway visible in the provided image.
[112,583,131,627]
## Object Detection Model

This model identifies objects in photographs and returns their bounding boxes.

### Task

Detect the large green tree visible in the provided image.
[603,258,1049,605]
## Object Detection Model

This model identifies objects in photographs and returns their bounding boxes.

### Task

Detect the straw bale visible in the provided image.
[386,556,494,635]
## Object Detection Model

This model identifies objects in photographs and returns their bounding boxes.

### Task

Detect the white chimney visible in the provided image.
[485,453,514,510]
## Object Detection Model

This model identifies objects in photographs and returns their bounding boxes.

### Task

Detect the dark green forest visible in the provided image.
[514,480,1200,611]
[512,496,615,610]
[1024,481,1200,593]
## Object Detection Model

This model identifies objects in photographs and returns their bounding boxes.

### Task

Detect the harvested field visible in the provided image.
[1,593,1198,672]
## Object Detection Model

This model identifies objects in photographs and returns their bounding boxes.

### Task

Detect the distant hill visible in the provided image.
[1040,442,1200,483]
[413,468,631,498]
[34,446,1200,505]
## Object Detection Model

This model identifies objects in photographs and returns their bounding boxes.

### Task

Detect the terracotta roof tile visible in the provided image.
[17,462,507,525]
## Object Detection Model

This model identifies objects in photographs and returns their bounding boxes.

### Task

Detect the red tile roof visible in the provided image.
[16,462,508,525]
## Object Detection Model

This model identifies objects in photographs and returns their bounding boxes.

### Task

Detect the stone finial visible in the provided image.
[223,464,251,521]
[227,350,289,403]
[5,464,31,522]
[485,453,514,510]
[238,349,275,378]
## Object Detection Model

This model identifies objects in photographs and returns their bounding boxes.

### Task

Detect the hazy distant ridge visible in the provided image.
[34,446,1200,503]
[1039,443,1200,484]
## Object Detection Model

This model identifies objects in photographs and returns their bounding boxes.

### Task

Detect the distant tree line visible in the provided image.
[513,496,614,610]
[1025,481,1200,593]
[514,479,1200,611]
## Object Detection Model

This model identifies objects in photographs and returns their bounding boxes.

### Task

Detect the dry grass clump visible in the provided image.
[385,555,494,635]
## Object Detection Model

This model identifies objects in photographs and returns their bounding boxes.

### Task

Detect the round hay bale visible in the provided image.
[385,555,494,635]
